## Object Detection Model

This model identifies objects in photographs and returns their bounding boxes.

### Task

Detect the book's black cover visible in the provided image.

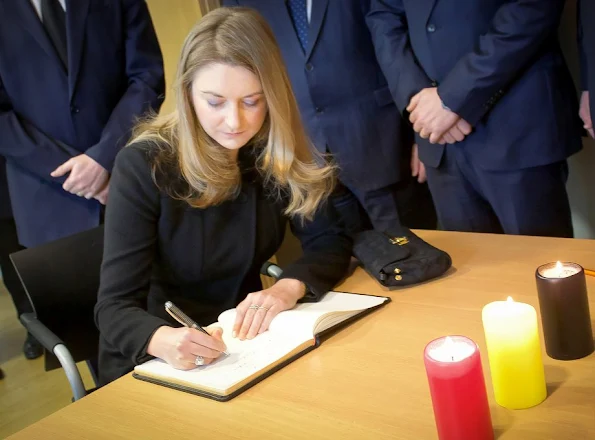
[132,292,391,402]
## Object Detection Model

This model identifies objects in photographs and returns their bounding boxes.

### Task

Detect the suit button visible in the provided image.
[305,63,314,72]
[427,24,436,33]
[316,107,324,115]
[70,105,80,114]
[431,80,438,87]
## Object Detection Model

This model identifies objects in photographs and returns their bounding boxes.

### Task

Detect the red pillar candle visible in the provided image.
[424,336,493,440]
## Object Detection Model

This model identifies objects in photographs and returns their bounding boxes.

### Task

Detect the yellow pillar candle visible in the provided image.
[481,297,546,409]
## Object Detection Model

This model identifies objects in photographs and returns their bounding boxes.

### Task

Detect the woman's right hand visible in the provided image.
[146,326,227,370]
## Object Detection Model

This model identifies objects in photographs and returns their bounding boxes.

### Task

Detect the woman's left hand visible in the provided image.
[233,278,306,340]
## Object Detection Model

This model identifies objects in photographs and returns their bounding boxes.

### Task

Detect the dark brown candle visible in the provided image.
[535,262,594,360]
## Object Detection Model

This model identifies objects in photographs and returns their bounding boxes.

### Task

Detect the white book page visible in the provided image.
[134,325,310,395]
[218,291,387,337]
[135,292,386,394]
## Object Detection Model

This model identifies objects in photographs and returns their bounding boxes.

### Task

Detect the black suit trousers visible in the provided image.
[425,146,573,238]
[0,217,31,317]
[331,177,437,234]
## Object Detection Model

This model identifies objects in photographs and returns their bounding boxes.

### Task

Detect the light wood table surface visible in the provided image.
[8,231,595,439]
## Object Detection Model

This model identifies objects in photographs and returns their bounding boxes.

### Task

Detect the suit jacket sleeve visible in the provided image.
[437,0,566,126]
[94,144,169,365]
[0,74,79,185]
[85,1,165,173]
[366,0,434,113]
[279,202,352,301]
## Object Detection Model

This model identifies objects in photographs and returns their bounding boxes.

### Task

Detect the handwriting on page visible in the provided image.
[206,332,280,372]
[135,291,387,394]
[134,328,307,393]
[185,330,307,391]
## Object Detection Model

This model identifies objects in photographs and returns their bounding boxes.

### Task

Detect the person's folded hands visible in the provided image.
[407,87,470,144]
[439,119,473,144]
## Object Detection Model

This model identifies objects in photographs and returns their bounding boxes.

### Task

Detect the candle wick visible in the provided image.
[451,355,454,362]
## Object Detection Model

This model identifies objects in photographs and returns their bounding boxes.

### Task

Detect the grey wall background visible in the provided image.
[561,0,595,239]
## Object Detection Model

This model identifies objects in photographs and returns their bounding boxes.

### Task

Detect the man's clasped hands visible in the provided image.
[407,87,472,145]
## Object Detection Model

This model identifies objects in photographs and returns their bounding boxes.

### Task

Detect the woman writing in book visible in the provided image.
[94,7,352,385]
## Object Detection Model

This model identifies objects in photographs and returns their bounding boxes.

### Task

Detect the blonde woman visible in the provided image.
[94,7,352,385]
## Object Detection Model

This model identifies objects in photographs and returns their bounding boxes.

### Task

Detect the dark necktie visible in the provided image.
[287,0,308,53]
[41,0,68,71]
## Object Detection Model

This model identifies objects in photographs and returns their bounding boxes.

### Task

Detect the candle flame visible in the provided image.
[507,296,514,303]
[442,337,456,359]
[432,336,475,363]
[555,261,563,273]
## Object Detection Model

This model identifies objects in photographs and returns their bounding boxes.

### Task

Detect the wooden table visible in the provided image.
[9,231,595,439]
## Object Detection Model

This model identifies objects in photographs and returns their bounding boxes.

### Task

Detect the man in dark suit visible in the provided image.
[222,0,436,233]
[579,0,595,138]
[368,0,582,237]
[0,0,165,357]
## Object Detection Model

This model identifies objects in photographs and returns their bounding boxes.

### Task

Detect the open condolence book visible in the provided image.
[133,291,389,401]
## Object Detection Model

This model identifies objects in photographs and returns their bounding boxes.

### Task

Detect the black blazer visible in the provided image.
[94,143,352,385]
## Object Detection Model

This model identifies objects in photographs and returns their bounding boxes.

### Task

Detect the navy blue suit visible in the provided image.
[222,0,436,232]
[0,0,165,248]
[579,0,595,120]
[368,0,582,237]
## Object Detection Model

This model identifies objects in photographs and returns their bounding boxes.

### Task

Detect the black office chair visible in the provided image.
[10,226,104,401]
[10,225,281,401]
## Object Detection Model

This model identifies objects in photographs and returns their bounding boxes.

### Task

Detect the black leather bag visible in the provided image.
[352,228,452,287]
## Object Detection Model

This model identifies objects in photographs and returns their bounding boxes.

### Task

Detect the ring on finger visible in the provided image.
[257,305,270,311]
[195,355,205,366]
[248,304,260,310]
[77,192,84,197]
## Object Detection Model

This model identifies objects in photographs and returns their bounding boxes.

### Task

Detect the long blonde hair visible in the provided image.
[131,7,336,220]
